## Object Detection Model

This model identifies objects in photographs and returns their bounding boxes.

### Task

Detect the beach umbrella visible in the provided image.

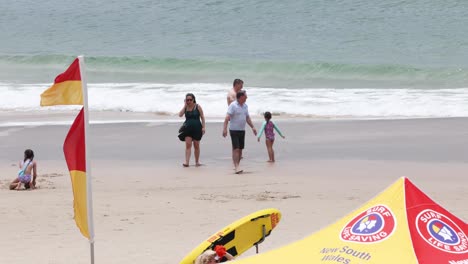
[232,177,468,263]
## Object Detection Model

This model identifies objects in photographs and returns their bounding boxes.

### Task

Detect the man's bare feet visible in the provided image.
[182,163,189,167]
[235,169,244,174]
[195,163,202,167]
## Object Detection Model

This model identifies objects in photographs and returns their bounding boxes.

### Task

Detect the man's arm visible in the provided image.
[257,121,266,140]
[246,116,257,136]
[222,114,230,137]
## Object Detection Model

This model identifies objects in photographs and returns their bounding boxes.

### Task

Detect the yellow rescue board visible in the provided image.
[180,208,282,264]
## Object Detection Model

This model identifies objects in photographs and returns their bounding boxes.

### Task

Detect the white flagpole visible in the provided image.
[78,55,95,264]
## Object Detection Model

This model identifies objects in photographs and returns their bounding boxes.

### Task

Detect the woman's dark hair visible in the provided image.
[185,93,196,103]
[264,111,272,121]
[24,149,34,162]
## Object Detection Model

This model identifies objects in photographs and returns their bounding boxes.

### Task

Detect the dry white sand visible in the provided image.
[0,114,467,263]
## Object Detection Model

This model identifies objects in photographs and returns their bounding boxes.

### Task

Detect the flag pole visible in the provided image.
[78,55,95,264]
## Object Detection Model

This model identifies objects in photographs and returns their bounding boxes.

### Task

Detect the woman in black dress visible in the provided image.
[178,93,206,167]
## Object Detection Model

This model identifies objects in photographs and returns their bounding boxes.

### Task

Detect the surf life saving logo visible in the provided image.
[416,209,468,254]
[340,205,396,243]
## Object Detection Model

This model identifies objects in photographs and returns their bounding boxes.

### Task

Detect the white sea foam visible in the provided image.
[0,119,186,128]
[1,82,468,119]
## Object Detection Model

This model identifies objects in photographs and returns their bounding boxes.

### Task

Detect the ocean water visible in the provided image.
[1,0,468,118]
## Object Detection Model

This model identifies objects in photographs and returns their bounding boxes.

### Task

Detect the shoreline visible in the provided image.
[2,110,468,127]
[1,117,468,163]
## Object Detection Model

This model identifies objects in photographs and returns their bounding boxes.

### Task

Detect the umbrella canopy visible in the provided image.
[233,177,468,263]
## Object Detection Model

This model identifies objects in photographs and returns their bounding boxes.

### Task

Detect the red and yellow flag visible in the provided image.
[40,58,83,106]
[41,58,90,239]
[63,107,90,238]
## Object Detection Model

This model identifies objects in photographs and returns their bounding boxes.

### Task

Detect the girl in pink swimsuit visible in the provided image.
[257,112,285,162]
[10,149,37,190]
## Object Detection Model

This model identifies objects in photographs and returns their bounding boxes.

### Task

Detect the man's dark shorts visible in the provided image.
[229,130,245,150]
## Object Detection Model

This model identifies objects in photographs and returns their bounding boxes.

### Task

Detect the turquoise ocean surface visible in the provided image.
[1,0,468,118]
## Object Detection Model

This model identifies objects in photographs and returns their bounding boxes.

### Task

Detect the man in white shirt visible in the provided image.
[227,79,244,106]
[223,90,257,174]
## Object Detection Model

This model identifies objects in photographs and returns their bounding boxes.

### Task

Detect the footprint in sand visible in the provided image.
[195,191,301,202]
[43,173,64,178]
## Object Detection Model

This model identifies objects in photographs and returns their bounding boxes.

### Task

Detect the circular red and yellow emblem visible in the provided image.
[340,205,396,243]
[416,209,468,254]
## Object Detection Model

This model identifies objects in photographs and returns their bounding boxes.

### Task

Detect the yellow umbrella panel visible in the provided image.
[233,177,468,263]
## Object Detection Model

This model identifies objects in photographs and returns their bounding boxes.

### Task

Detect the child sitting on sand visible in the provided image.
[257,112,285,162]
[10,149,37,190]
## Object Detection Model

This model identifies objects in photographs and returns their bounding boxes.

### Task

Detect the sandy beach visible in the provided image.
[3,0,468,262]
[1,114,467,263]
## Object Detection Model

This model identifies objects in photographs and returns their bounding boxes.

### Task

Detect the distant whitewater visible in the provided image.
[1,55,468,119]
[2,81,468,119]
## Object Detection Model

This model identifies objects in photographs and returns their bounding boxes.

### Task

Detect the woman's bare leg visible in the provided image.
[193,140,201,166]
[184,137,193,166]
